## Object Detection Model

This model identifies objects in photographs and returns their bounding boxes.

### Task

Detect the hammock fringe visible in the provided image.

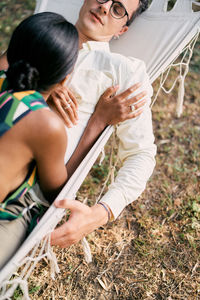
[151,31,199,117]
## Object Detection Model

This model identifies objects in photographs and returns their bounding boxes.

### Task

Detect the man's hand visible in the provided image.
[47,86,78,128]
[51,199,108,247]
[94,83,147,126]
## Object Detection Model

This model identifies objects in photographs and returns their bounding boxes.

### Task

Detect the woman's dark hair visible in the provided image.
[126,0,149,26]
[6,12,79,92]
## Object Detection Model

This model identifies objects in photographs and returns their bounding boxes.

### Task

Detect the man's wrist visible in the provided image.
[97,202,114,223]
[91,203,108,226]
[98,202,111,222]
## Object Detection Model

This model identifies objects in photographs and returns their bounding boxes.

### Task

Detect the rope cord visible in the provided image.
[0,232,59,299]
[151,31,199,117]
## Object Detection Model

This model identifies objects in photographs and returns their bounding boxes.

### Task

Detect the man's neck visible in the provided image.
[75,23,110,49]
[77,29,91,49]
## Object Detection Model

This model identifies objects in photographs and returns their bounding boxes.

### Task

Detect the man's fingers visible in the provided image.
[51,224,83,247]
[51,223,71,246]
[54,198,88,213]
[51,199,90,247]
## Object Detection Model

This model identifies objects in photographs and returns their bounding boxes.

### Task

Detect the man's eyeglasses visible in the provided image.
[96,0,129,22]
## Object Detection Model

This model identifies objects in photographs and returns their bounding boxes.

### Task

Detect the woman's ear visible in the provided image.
[0,52,9,71]
[60,74,71,86]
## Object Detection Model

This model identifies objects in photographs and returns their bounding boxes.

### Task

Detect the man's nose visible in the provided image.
[98,0,112,15]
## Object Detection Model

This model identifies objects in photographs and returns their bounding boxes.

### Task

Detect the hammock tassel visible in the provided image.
[99,147,105,166]
[81,237,92,263]
[176,75,185,118]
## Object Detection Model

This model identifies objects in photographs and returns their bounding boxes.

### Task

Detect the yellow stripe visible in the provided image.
[0,78,4,90]
[28,166,36,186]
[13,90,35,101]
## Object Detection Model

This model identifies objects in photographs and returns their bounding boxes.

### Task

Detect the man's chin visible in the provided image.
[81,22,102,37]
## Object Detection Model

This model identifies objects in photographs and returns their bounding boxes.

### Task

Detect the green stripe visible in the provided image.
[5,99,19,127]
[2,78,8,91]
[0,210,18,221]
[0,92,10,105]
[22,93,46,109]
[29,104,46,111]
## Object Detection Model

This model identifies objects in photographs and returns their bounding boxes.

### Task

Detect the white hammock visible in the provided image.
[0,0,199,298]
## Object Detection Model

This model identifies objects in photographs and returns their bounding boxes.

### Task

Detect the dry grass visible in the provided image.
[27,71,200,299]
[1,1,200,299]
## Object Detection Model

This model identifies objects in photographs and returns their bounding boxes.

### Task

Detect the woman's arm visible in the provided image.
[66,83,147,178]
[0,52,9,70]
[27,109,68,202]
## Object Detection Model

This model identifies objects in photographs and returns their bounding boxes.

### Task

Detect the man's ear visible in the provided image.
[118,25,128,36]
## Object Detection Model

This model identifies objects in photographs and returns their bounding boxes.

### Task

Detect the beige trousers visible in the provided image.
[0,192,47,270]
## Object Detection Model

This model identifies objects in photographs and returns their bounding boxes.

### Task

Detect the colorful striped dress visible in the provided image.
[0,70,48,221]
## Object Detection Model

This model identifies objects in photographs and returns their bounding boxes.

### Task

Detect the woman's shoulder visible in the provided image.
[28,107,66,140]
[26,108,67,155]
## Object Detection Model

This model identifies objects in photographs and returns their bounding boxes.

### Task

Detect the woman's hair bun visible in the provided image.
[6,60,40,92]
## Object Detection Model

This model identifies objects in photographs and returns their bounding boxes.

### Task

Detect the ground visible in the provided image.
[0,1,200,299]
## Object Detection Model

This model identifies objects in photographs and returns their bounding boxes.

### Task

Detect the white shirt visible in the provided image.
[65,41,157,219]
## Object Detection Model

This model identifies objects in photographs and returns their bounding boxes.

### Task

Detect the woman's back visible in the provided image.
[0,12,79,269]
[0,71,45,202]
[0,70,67,203]
[0,12,79,204]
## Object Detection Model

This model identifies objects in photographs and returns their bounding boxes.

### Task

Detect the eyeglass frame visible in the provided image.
[96,0,130,22]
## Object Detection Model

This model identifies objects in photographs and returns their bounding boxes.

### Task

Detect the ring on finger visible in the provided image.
[64,103,71,110]
[130,104,135,112]
[68,98,72,104]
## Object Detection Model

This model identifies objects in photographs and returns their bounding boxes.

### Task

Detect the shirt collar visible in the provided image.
[82,41,110,52]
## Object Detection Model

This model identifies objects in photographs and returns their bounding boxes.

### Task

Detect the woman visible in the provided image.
[0,12,80,269]
[0,11,146,268]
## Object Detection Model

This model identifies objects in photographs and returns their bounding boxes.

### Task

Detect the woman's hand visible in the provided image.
[94,83,147,126]
[47,86,78,128]
[51,199,108,247]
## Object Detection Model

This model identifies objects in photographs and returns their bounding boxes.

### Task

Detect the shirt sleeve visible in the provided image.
[100,57,157,219]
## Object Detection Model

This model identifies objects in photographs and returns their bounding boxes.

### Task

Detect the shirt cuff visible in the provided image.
[99,188,127,220]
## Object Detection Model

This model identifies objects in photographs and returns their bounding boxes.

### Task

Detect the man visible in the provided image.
[0,0,155,248]
[50,0,156,247]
